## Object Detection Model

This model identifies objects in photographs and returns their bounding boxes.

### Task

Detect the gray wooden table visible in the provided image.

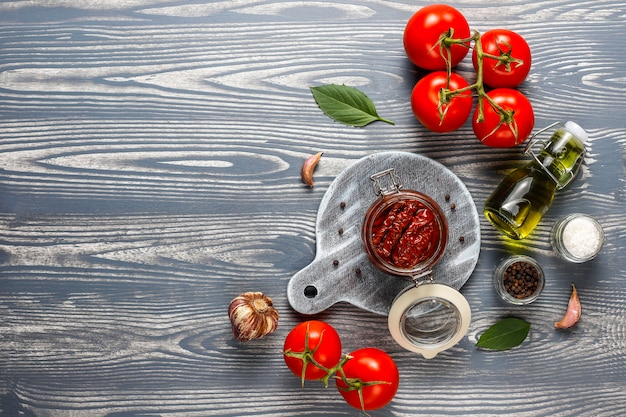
[1,1,625,416]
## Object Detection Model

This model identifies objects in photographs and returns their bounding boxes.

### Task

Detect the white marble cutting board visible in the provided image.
[288,151,481,316]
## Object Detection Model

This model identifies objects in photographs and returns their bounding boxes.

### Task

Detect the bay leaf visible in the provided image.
[476,317,530,351]
[310,84,394,127]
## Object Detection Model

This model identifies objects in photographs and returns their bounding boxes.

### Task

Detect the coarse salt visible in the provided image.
[561,216,602,259]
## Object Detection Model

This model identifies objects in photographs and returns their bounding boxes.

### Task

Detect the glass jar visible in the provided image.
[493,255,545,305]
[361,189,448,278]
[362,168,470,359]
[551,213,604,263]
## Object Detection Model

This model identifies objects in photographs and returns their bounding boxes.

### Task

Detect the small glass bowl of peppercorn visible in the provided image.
[493,255,545,305]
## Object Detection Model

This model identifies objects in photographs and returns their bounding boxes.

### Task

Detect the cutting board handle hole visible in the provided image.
[303,285,318,299]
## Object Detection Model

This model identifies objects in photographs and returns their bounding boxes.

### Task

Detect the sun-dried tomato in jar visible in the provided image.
[362,190,448,277]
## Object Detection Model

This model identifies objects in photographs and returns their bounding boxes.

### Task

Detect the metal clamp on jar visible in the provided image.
[361,168,471,359]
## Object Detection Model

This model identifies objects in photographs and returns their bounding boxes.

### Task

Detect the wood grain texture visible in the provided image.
[1,0,625,416]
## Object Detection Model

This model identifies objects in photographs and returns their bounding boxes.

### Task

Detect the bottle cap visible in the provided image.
[564,121,588,143]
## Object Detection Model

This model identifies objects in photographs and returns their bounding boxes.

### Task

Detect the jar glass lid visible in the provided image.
[388,283,471,359]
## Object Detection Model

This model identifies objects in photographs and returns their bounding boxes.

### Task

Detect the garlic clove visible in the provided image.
[301,152,323,187]
[554,283,582,329]
[228,292,279,341]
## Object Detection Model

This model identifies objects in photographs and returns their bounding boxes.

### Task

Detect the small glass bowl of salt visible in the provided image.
[551,213,605,263]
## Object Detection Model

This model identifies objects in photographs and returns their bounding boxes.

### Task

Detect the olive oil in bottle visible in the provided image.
[484,121,588,240]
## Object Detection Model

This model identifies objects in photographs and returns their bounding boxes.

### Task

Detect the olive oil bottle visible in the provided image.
[484,121,588,240]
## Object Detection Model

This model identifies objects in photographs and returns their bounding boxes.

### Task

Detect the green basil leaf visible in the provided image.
[476,317,530,351]
[310,84,394,127]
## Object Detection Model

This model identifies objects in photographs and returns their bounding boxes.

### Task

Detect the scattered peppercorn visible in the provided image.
[450,203,456,210]
[340,201,346,210]
[445,194,451,201]
[459,236,465,243]
[503,261,540,299]
[338,228,344,235]
[333,259,339,267]
[355,268,361,276]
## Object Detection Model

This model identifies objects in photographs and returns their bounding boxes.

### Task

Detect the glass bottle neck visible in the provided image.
[529,135,585,190]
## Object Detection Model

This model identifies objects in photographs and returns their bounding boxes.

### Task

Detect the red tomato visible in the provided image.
[283,320,342,383]
[404,4,471,70]
[411,71,473,133]
[472,29,532,88]
[472,88,535,147]
[336,348,400,411]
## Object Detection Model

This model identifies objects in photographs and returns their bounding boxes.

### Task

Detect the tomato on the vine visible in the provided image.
[472,88,535,148]
[336,348,399,411]
[411,71,473,133]
[472,29,532,88]
[404,4,471,70]
[283,320,342,383]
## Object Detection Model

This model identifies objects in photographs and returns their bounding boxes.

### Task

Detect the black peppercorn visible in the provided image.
[494,256,545,305]
[503,261,539,299]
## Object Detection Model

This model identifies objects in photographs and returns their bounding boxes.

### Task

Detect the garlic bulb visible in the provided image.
[228,292,279,341]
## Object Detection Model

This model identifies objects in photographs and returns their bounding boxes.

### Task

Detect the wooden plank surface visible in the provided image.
[1,1,625,416]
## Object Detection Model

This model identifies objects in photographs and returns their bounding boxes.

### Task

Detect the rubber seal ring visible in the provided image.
[388,283,471,359]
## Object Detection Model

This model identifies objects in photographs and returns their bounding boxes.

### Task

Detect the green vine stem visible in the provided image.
[438,29,524,140]
[284,330,393,415]
[283,334,392,394]
[283,328,335,387]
